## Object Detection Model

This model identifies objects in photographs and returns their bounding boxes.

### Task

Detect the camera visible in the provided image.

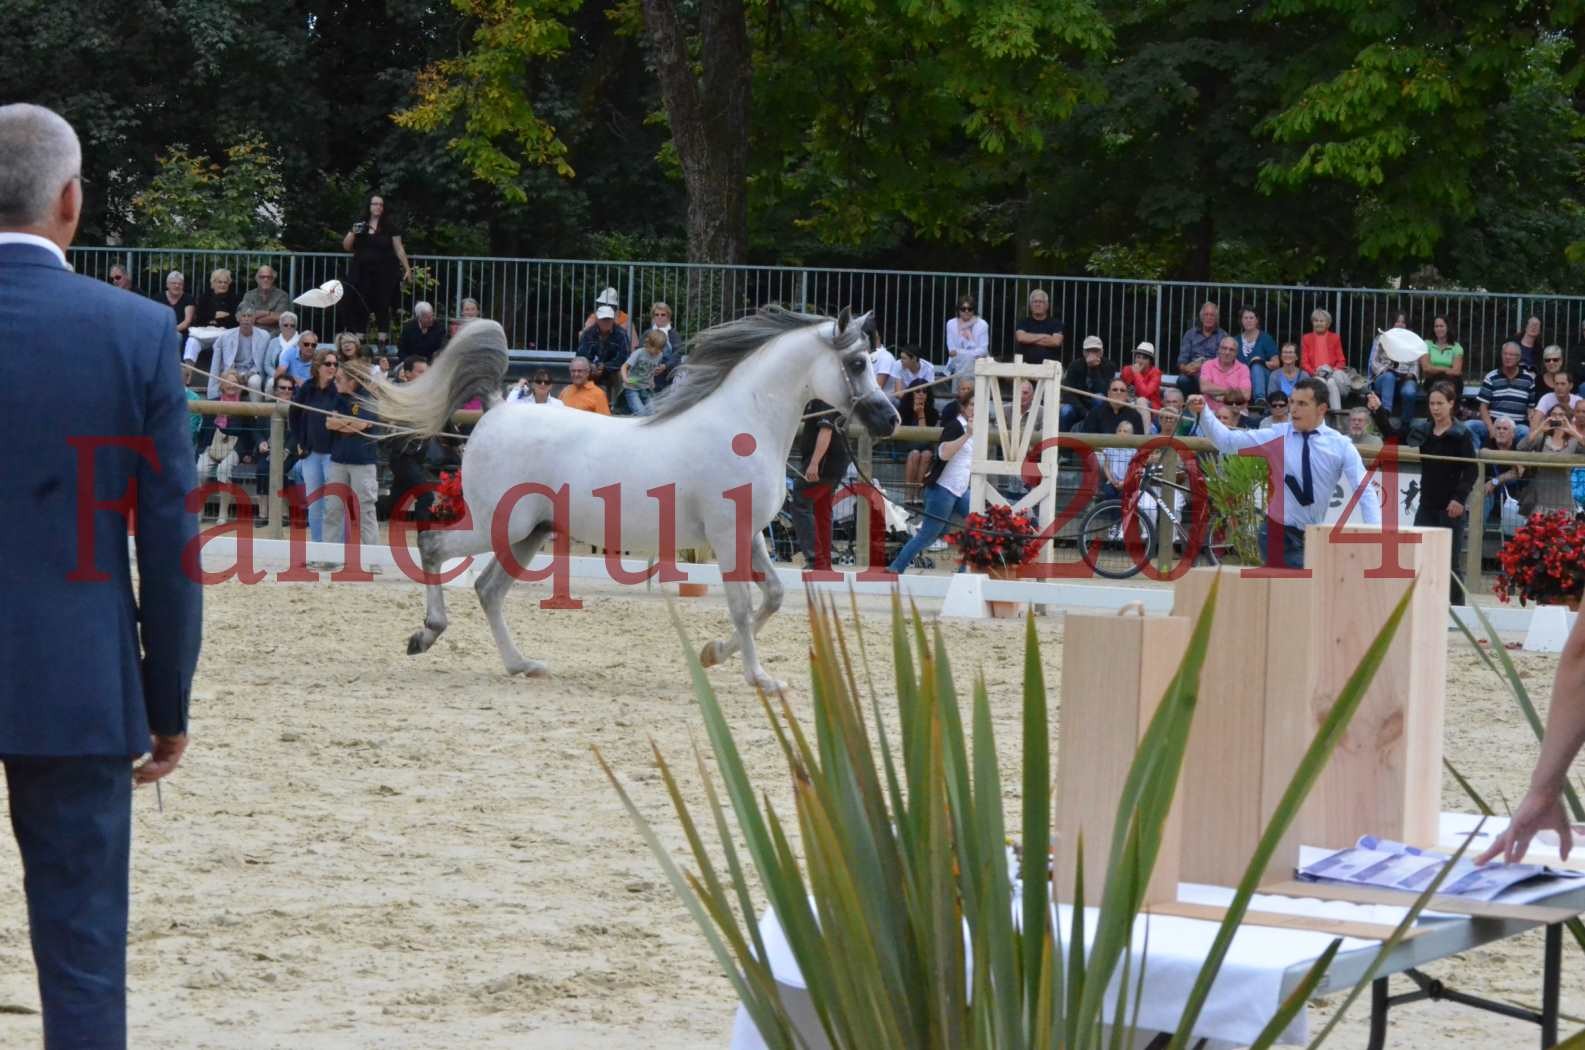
[353,221,366,234]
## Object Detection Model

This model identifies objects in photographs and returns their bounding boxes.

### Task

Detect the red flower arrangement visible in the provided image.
[429,470,466,525]
[948,504,1043,572]
[1494,510,1585,607]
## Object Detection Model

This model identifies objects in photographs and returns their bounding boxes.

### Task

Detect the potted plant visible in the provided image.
[948,503,1042,618]
[1494,510,1585,609]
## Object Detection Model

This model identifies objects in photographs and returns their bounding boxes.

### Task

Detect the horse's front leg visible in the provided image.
[748,530,783,635]
[407,526,489,655]
[698,527,786,693]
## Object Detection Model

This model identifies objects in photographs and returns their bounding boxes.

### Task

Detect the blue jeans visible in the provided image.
[888,483,970,574]
[5,756,132,1049]
[1256,520,1306,569]
[623,387,654,416]
[1059,403,1082,432]
[300,451,333,543]
[1248,362,1269,403]
[1373,372,1419,416]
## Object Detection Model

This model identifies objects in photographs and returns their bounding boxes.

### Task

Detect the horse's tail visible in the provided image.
[366,320,510,439]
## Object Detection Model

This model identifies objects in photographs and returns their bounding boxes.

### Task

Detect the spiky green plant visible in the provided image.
[599,579,1428,1049]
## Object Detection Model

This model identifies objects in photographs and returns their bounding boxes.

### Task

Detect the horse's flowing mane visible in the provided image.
[646,305,863,423]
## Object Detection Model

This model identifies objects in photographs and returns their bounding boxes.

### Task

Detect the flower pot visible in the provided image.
[985,564,1026,620]
[678,582,709,598]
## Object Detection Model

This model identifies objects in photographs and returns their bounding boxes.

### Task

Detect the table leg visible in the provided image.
[1542,923,1562,1048]
[1367,977,1389,1050]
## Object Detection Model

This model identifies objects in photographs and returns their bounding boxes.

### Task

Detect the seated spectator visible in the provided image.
[508,368,562,405]
[1534,368,1583,427]
[1062,336,1116,431]
[258,310,299,394]
[335,331,364,362]
[938,377,975,428]
[195,370,249,521]
[1121,341,1163,416]
[398,301,446,362]
[1267,341,1310,401]
[1214,404,1241,429]
[1479,415,1528,526]
[582,287,639,347]
[1082,376,1145,435]
[895,347,935,398]
[1301,308,1352,411]
[1199,336,1253,415]
[1422,316,1464,388]
[198,305,271,399]
[323,366,382,559]
[621,329,668,416]
[998,380,1046,436]
[1514,315,1545,370]
[183,267,241,360]
[1347,406,1381,449]
[580,306,632,408]
[253,373,302,520]
[1518,403,1583,515]
[1159,386,1196,437]
[459,297,482,322]
[1100,418,1138,500]
[1259,389,1291,428]
[1471,341,1537,446]
[560,355,612,414]
[944,295,989,376]
[1012,288,1064,365]
[276,329,319,384]
[899,387,941,498]
[641,301,684,390]
[1235,306,1279,401]
[888,388,976,574]
[1175,301,1227,395]
[239,264,291,335]
[108,263,132,291]
[162,271,196,356]
[869,331,901,397]
[1368,312,1420,419]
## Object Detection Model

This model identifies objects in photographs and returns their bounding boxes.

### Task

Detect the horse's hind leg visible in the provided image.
[407,526,490,656]
[476,524,552,677]
[747,532,784,635]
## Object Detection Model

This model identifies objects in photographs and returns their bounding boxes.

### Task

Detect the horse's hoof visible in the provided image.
[407,629,434,655]
[747,671,788,695]
[507,659,549,678]
[699,641,724,668]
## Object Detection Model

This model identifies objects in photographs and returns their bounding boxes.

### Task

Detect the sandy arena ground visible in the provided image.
[0,572,1575,1049]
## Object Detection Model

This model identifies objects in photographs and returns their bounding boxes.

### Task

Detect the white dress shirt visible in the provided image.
[1198,408,1380,527]
[0,232,68,267]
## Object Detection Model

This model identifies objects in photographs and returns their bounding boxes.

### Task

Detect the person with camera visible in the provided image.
[1518,402,1583,515]
[341,195,410,334]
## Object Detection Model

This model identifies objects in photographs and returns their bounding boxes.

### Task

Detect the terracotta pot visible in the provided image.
[677,582,709,598]
[985,563,1026,620]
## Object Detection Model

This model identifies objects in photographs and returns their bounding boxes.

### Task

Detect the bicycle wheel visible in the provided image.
[1077,499,1157,580]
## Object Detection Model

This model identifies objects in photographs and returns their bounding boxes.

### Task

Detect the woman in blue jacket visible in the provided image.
[1235,306,1279,407]
[290,345,342,542]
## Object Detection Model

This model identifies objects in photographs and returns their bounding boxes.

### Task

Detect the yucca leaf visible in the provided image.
[1305,822,1486,1048]
[1021,608,1052,1030]
[1167,580,1416,1050]
[970,671,1021,1045]
[691,742,775,998]
[1444,757,1495,816]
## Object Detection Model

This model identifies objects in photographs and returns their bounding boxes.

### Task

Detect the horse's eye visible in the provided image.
[847,357,866,374]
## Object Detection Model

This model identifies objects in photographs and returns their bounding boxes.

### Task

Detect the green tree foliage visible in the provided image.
[131,137,288,249]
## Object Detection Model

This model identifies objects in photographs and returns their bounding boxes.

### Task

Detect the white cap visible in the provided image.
[1082,335,1104,351]
[595,305,616,320]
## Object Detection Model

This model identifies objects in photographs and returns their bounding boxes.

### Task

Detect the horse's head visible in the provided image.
[814,308,900,438]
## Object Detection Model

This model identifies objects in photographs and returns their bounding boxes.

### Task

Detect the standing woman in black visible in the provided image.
[342,194,411,337]
[1367,379,1478,604]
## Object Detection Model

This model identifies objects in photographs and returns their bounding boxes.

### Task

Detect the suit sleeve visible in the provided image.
[136,317,203,736]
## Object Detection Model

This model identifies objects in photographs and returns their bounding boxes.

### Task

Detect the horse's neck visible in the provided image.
[709,338,822,458]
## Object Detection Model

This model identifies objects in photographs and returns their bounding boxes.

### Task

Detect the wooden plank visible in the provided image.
[1148,900,1434,942]
[1299,526,1451,850]
[1055,613,1191,906]
[1260,879,1583,924]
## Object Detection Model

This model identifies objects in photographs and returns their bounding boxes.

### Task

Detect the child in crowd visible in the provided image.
[1101,418,1137,500]
[621,329,668,416]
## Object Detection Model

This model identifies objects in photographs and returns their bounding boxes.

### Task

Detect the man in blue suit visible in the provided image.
[0,103,202,1048]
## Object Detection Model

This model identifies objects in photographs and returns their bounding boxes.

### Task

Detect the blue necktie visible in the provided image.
[1284,431,1315,507]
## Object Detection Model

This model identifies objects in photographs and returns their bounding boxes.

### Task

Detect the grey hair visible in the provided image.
[414,301,434,318]
[0,104,81,227]
[646,305,864,424]
[278,310,298,327]
[459,297,479,313]
[570,355,591,370]
[166,270,184,284]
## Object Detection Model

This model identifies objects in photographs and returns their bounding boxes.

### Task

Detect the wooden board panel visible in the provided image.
[1260,880,1582,924]
[1261,576,1315,877]
[1055,613,1190,906]
[1173,568,1295,886]
[1147,900,1435,942]
[1299,526,1451,849]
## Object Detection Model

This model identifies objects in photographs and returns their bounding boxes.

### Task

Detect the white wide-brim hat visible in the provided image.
[595,287,620,307]
[293,279,345,309]
[1379,327,1428,364]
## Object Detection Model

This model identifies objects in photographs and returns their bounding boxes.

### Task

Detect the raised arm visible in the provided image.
[1193,398,1283,453]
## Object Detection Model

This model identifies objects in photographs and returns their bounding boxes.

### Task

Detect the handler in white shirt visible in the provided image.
[1191,376,1379,568]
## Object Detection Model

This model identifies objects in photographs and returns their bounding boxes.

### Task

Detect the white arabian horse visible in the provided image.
[366,307,900,691]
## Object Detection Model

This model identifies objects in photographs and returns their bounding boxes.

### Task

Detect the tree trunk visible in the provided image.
[641,0,751,266]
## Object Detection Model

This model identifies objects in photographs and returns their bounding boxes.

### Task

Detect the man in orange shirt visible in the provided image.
[559,355,611,414]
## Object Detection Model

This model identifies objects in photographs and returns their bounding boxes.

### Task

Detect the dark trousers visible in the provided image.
[788,480,836,570]
[1256,520,1307,569]
[389,450,433,523]
[4,756,132,1049]
[1415,505,1467,606]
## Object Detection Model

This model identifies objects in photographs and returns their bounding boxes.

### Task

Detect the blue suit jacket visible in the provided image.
[0,241,201,755]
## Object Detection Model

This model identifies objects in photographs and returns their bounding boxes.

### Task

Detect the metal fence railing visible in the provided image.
[84,246,1585,381]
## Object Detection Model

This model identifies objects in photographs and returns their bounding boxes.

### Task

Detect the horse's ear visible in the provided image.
[835,306,852,334]
[858,311,876,337]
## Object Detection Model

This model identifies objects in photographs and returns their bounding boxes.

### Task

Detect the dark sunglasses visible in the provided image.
[300,341,319,349]
[533,379,551,385]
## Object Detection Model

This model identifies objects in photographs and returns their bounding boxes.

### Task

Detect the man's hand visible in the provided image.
[1366,392,1382,413]
[134,733,189,786]
[1183,359,1203,375]
[1186,394,1207,417]
[1476,787,1571,864]
[804,464,820,483]
[1447,499,1464,519]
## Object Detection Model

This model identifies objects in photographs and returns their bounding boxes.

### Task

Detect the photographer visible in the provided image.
[341,195,410,334]
[1518,403,1583,515]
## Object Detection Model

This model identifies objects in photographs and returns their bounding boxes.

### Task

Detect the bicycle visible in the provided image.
[1075,462,1236,579]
